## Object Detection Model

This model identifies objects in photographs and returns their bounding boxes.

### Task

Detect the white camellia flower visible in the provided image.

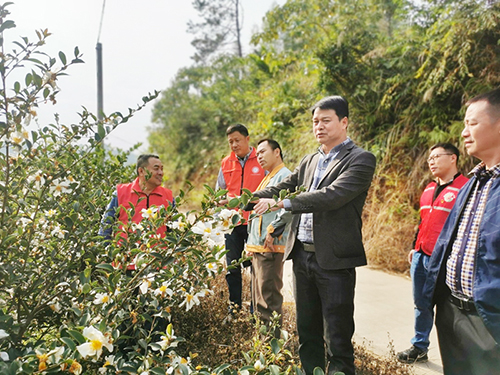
[99,355,116,374]
[154,281,174,298]
[9,129,28,145]
[50,178,71,197]
[191,220,212,239]
[218,209,238,231]
[166,356,192,375]
[254,360,266,371]
[27,170,46,189]
[0,329,9,339]
[45,209,57,217]
[139,273,155,294]
[205,262,218,275]
[0,352,8,361]
[93,292,112,306]
[17,217,32,228]
[51,225,67,239]
[152,324,178,355]
[48,298,61,312]
[66,175,79,188]
[168,217,187,231]
[141,206,159,220]
[179,288,206,311]
[76,326,113,359]
[131,222,144,232]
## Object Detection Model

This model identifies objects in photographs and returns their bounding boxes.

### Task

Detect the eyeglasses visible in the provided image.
[427,153,453,163]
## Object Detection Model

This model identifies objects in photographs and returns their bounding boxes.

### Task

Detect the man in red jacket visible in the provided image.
[99,154,174,269]
[397,143,468,363]
[216,124,265,312]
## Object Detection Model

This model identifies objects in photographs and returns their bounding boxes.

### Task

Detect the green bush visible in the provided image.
[0,4,301,374]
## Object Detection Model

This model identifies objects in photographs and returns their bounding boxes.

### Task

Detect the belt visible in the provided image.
[449,294,476,313]
[302,242,315,253]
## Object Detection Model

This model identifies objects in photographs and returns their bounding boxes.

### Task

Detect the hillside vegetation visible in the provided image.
[149,0,500,273]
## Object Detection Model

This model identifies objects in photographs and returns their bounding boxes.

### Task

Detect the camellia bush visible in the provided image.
[0,3,301,375]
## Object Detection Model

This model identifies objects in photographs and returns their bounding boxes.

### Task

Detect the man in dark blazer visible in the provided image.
[253,96,376,375]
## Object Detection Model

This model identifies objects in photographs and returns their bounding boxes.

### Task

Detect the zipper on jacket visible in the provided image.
[240,164,245,194]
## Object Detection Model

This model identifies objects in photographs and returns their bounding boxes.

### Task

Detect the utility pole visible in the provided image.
[96,42,103,122]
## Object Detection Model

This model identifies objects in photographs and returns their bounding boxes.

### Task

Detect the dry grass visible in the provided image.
[362,173,420,275]
[171,273,413,375]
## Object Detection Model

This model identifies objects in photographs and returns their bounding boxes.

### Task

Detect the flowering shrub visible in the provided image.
[0,3,299,375]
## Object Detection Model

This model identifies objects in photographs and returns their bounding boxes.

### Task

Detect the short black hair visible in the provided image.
[430,143,460,164]
[466,87,500,120]
[226,123,249,137]
[311,95,349,119]
[136,154,159,175]
[258,138,283,160]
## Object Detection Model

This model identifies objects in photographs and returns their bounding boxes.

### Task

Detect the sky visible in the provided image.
[7,0,284,151]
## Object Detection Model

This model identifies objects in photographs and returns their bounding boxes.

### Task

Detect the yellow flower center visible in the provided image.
[102,295,109,303]
[90,339,103,351]
[186,294,193,302]
[160,285,167,292]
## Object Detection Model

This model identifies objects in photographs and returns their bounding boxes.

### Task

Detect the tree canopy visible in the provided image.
[149,0,500,271]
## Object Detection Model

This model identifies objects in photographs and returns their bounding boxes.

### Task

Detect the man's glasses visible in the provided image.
[427,153,453,163]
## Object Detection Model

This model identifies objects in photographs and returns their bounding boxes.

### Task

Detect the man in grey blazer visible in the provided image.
[253,96,376,375]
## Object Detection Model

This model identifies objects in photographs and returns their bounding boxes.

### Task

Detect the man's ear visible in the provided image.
[341,116,349,129]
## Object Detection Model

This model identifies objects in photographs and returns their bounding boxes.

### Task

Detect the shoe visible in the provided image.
[397,346,428,363]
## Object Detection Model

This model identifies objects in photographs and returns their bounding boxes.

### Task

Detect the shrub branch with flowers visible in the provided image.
[0,4,301,375]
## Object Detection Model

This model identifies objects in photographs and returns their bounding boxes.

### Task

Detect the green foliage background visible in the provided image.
[149,0,500,271]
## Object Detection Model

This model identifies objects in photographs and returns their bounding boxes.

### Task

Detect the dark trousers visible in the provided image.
[225,225,248,308]
[293,246,356,375]
[436,297,500,375]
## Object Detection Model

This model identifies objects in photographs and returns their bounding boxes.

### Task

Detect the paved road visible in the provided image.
[282,263,443,375]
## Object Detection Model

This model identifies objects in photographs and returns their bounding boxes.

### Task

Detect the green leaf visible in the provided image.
[97,123,105,140]
[14,81,20,93]
[0,20,15,33]
[96,263,114,272]
[67,330,86,344]
[312,367,325,375]
[214,364,232,374]
[150,252,163,260]
[241,188,252,196]
[228,198,240,208]
[58,51,67,65]
[270,338,280,354]
[215,189,228,198]
[231,214,240,225]
[60,337,76,351]
[204,184,215,196]
[279,189,288,200]
[269,365,280,375]
[82,283,91,294]
[138,339,148,350]
[64,216,73,228]
[150,368,166,375]
[79,312,90,326]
